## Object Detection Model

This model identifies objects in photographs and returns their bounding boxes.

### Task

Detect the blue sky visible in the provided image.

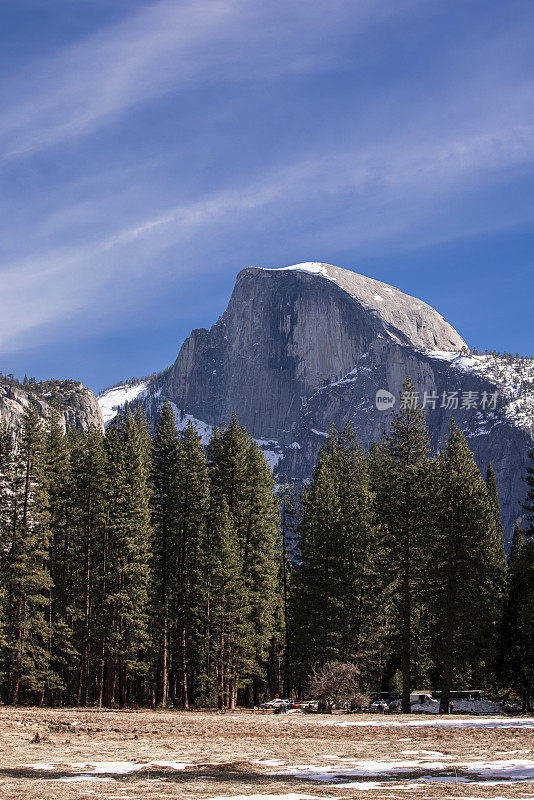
[1,0,533,393]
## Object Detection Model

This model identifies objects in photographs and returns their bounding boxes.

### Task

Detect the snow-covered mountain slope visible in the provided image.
[425,351,534,434]
[97,382,148,425]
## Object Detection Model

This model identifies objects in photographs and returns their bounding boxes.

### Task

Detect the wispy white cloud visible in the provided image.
[2,0,534,366]
[0,0,419,159]
[2,103,534,353]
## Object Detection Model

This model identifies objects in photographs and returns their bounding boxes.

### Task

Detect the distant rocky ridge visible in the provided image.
[0,378,103,436]
[98,262,534,545]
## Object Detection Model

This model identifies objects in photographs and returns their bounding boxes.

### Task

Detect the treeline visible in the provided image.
[471,349,534,361]
[98,370,165,397]
[0,377,533,710]
[0,373,82,393]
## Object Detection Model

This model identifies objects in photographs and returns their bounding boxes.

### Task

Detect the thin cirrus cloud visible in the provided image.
[1,0,534,375]
[2,106,534,354]
[0,0,419,160]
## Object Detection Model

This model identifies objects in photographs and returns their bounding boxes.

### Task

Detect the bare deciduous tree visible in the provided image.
[308,662,368,713]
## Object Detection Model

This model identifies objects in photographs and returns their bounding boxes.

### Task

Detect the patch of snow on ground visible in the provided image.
[205,795,341,800]
[57,776,115,782]
[289,716,534,729]
[97,383,148,425]
[26,760,192,781]
[268,754,534,786]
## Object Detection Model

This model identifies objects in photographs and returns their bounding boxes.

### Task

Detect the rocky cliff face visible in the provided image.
[161,264,467,439]
[99,262,533,545]
[0,379,104,436]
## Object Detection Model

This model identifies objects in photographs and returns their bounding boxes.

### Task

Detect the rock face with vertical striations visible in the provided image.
[160,263,467,438]
[98,262,533,545]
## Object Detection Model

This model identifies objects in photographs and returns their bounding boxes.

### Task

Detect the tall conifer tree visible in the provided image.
[374,377,433,712]
[151,401,180,706]
[501,454,534,710]
[292,424,382,688]
[430,423,502,712]
[101,410,152,706]
[70,425,107,706]
[174,420,209,708]
[201,496,243,708]
[46,409,77,703]
[1,405,55,703]
[206,414,279,707]
[278,477,299,696]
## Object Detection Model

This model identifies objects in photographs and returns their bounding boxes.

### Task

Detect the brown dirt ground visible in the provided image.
[0,707,532,800]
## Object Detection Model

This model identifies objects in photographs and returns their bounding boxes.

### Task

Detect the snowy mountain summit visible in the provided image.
[253,263,467,353]
[98,262,533,543]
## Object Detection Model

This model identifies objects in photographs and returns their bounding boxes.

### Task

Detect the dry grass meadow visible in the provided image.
[0,707,532,800]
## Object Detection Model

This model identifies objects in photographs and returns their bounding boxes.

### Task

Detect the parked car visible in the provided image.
[297,700,319,713]
[369,699,389,713]
[260,698,292,709]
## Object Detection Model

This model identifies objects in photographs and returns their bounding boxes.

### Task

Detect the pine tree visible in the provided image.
[483,461,508,684]
[509,521,525,568]
[70,425,107,706]
[485,462,508,579]
[373,377,433,712]
[239,441,279,703]
[333,424,385,687]
[150,401,180,706]
[134,404,153,476]
[501,526,533,710]
[208,413,250,521]
[173,420,209,708]
[429,422,503,713]
[1,404,55,703]
[485,464,502,538]
[46,408,77,703]
[201,496,244,708]
[499,521,523,701]
[292,430,342,682]
[101,410,152,707]
[0,420,13,671]
[278,477,299,696]
[510,538,534,710]
[292,424,382,690]
[500,453,534,710]
[206,414,279,707]
[0,420,12,543]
